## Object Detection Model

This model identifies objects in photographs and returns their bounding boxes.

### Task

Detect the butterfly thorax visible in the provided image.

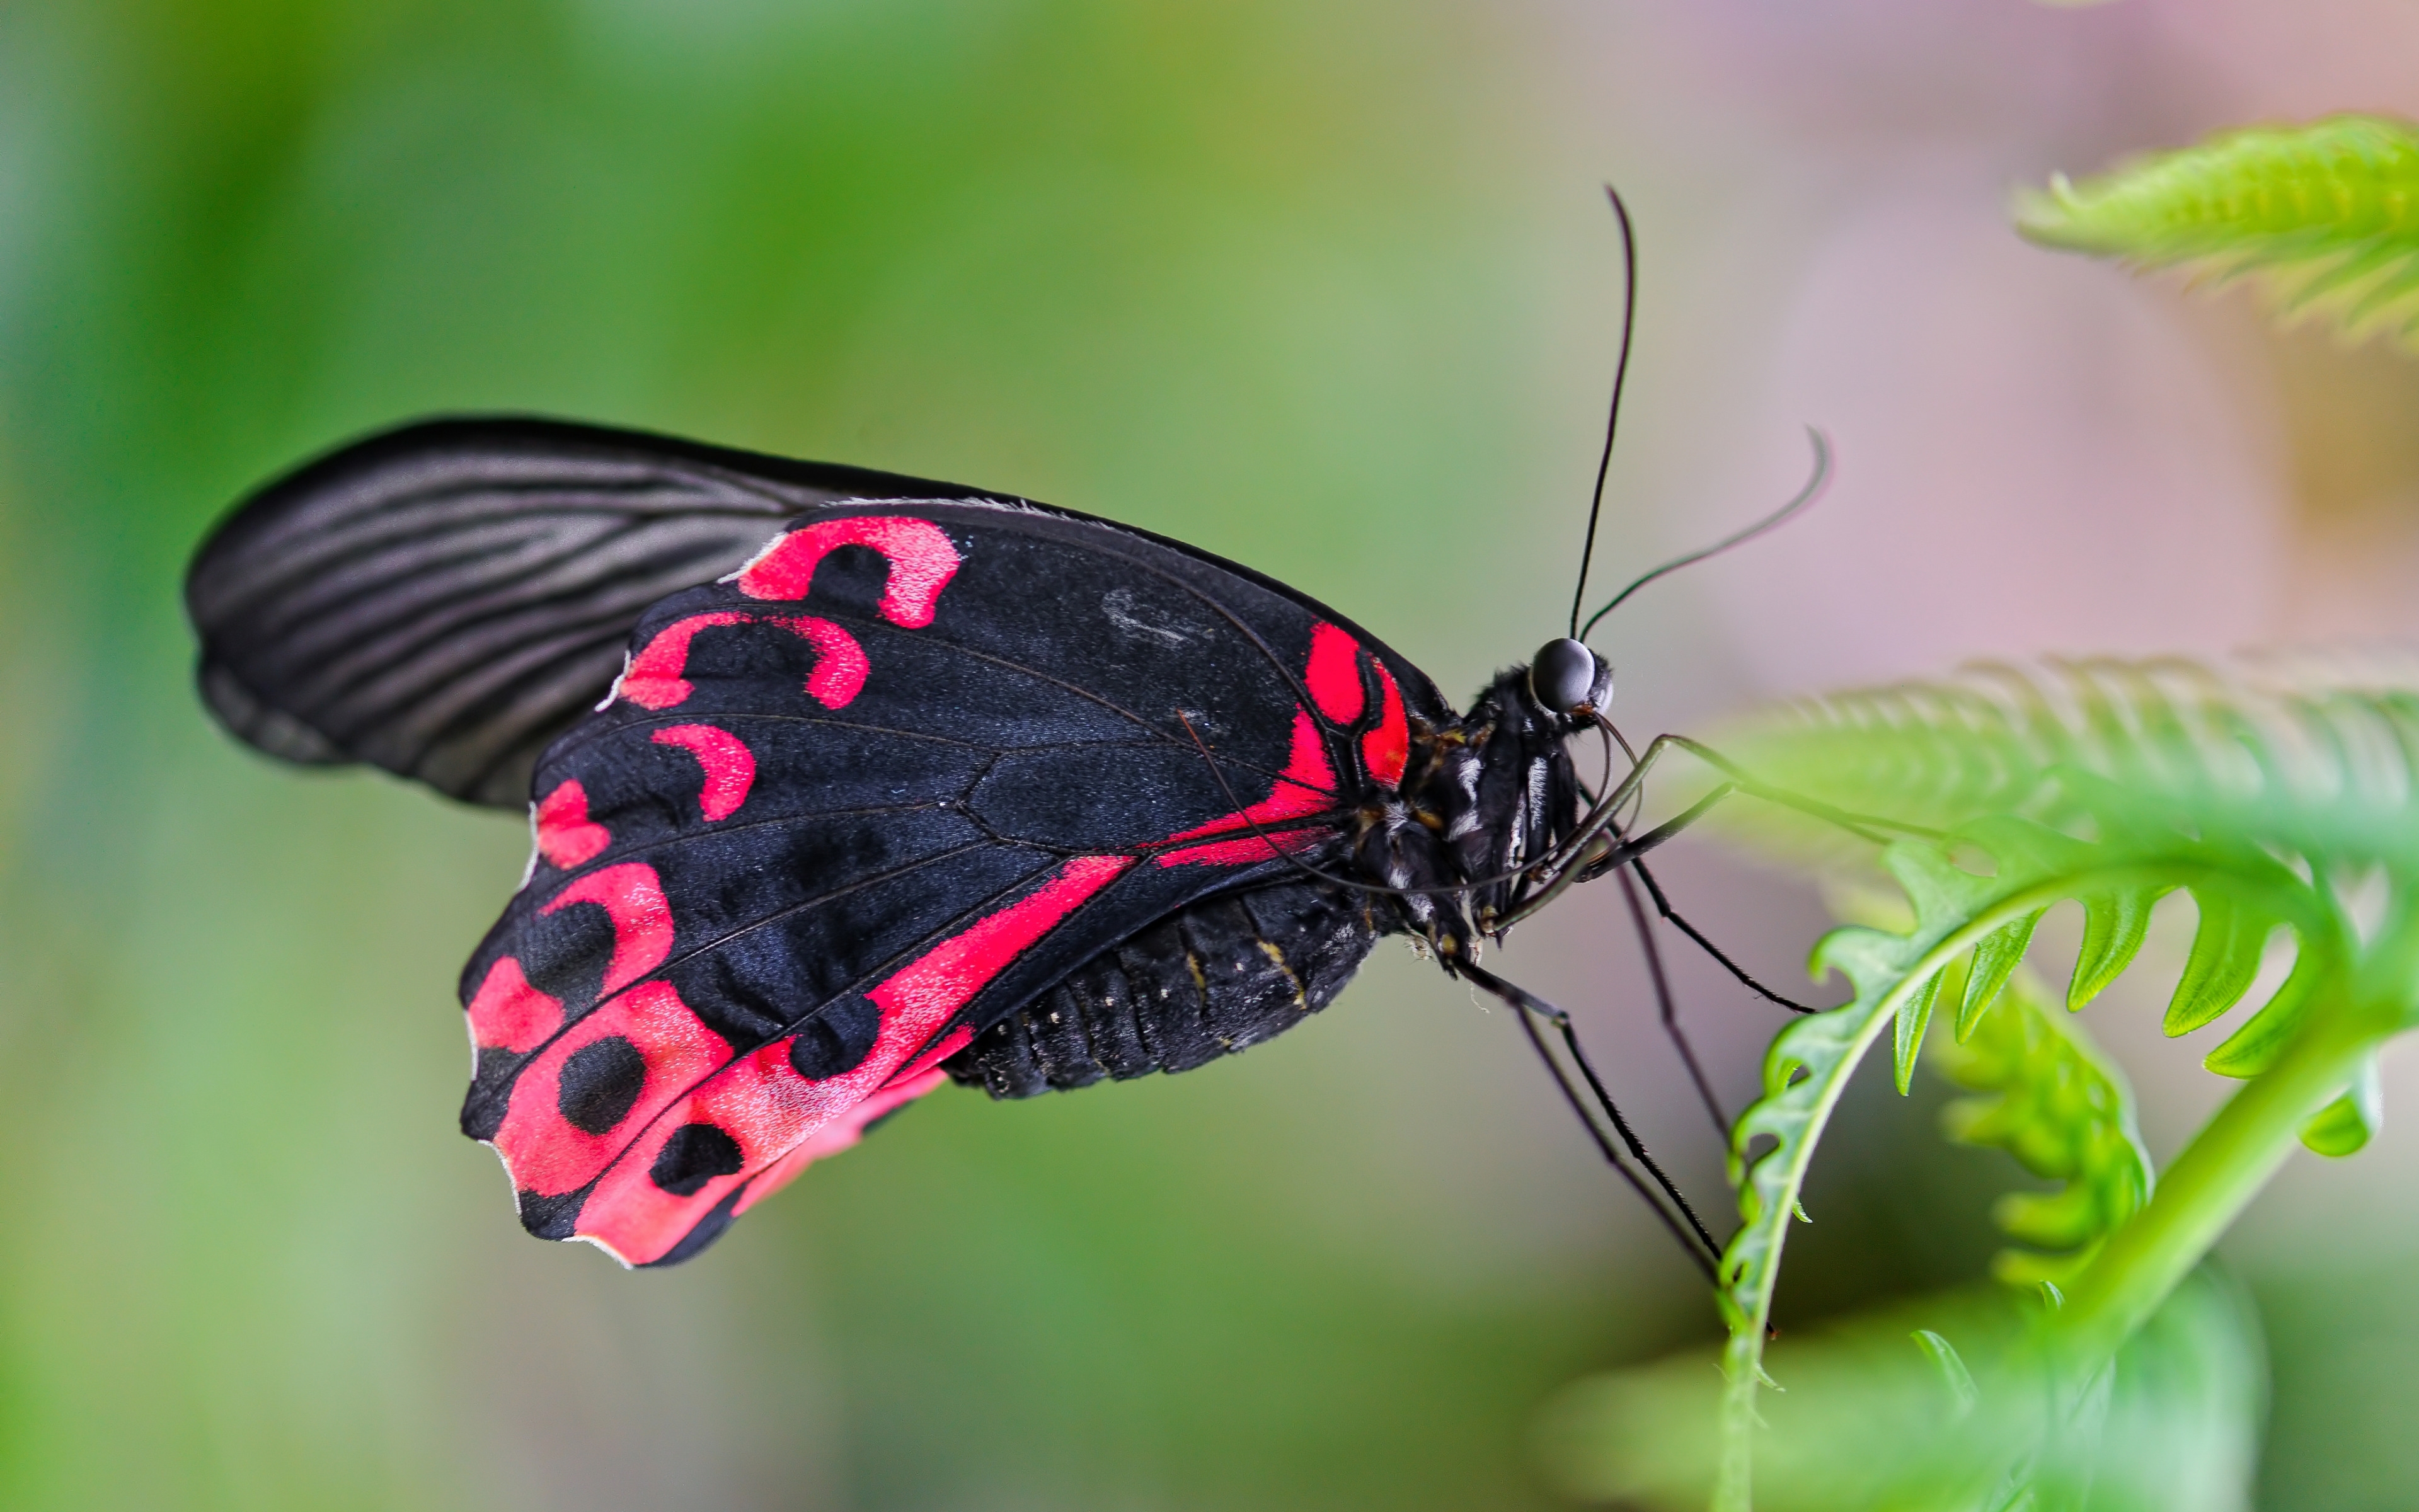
[1345,665,1589,958]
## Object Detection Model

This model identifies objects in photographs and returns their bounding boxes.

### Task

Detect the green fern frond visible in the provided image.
[1718,655,2419,869]
[1706,655,2407,1511]
[1716,817,2348,1503]
[2016,114,2419,346]
[1933,965,2152,1285]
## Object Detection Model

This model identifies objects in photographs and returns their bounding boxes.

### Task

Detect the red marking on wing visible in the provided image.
[650,724,757,820]
[1363,660,1409,789]
[890,1024,976,1085]
[1156,709,1338,867]
[572,856,1132,1264]
[566,1041,865,1264]
[871,855,1136,1023]
[621,611,868,713]
[733,1061,956,1214]
[1152,829,1328,868]
[533,779,611,868]
[492,980,732,1196]
[539,862,674,998]
[768,616,869,708]
[466,956,563,1054]
[621,612,748,710]
[1154,626,1410,861]
[736,516,963,627]
[1304,622,1364,724]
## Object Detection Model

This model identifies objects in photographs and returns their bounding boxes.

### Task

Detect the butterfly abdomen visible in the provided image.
[945,882,1380,1099]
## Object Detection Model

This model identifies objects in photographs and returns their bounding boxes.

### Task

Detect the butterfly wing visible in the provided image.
[187,416,1451,1265]
[184,416,992,806]
[468,495,1450,1264]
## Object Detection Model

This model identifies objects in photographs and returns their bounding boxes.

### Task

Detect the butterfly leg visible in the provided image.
[1575,748,1855,1145]
[1503,766,1734,929]
[1508,730,1924,931]
[1609,863,1730,1138]
[1626,857,1819,1015]
[1456,958,1725,1278]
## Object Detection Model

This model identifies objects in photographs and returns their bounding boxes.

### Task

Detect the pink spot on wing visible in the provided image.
[466,956,563,1053]
[620,612,867,713]
[769,616,869,709]
[651,725,757,820]
[1304,622,1364,724]
[1363,660,1409,789]
[534,779,611,868]
[736,516,963,627]
[570,856,1131,1264]
[540,862,674,997]
[621,612,749,711]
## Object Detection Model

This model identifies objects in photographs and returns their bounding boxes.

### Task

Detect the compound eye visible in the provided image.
[1527,638,1602,714]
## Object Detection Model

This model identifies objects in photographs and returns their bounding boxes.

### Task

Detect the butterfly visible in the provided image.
[183,210,1828,1269]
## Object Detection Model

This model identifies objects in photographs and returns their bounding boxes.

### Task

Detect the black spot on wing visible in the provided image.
[517,1187,586,1241]
[790,541,893,619]
[464,1048,519,1141]
[788,995,882,1080]
[511,901,616,1016]
[650,1123,745,1196]
[558,1036,648,1135]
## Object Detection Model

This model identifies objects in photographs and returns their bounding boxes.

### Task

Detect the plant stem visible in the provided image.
[2045,999,2389,1377]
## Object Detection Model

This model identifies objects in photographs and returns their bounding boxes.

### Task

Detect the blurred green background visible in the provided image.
[9,1,2419,1507]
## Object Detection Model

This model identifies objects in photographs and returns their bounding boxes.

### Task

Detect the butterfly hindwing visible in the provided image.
[465,495,1445,1263]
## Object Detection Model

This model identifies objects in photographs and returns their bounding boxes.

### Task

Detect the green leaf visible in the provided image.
[1893,968,1946,1094]
[2166,889,2278,1036]
[1936,968,2154,1284]
[2301,1055,2383,1156]
[2202,939,2333,1078]
[2069,885,2163,1012]
[1960,911,2040,1039]
[1716,842,1991,1509]
[2015,114,2419,348]
[1909,1329,1978,1420]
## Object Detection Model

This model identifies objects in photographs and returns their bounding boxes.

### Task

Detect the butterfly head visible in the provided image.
[1526,638,1614,718]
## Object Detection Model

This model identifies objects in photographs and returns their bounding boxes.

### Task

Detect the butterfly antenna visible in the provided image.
[1577,427,1830,643]
[1567,185,1640,641]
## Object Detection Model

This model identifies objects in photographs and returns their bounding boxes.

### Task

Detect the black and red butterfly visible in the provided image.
[183,217,1827,1269]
